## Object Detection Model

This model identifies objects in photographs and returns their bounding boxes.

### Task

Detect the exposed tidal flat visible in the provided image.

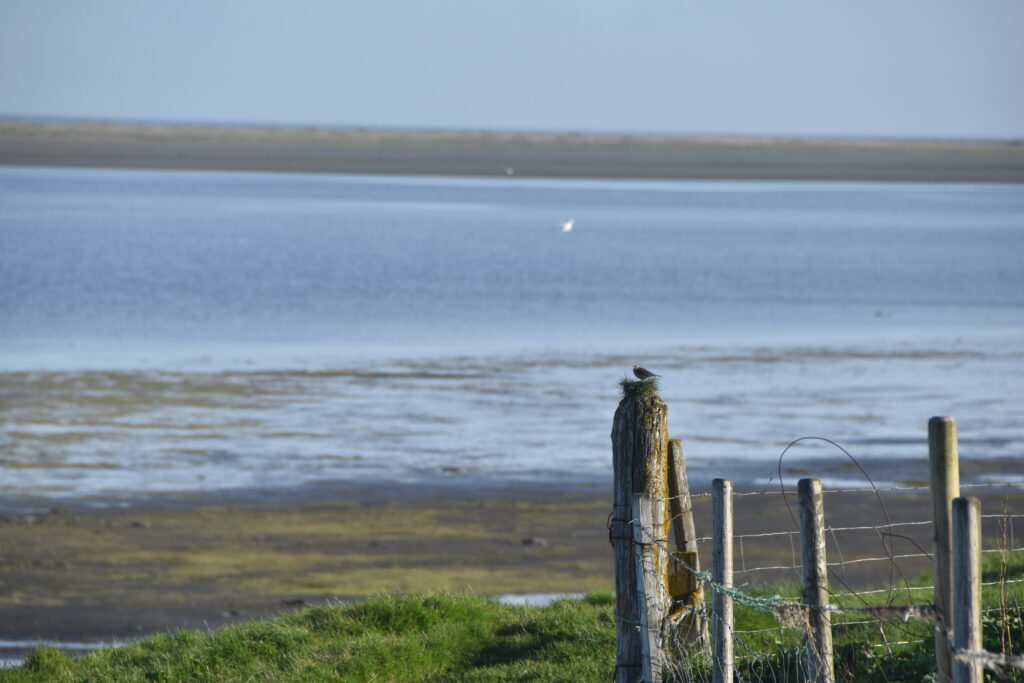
[2,339,1023,645]
[1,480,1021,649]
[2,119,1023,182]
[2,341,1023,510]
[0,491,613,641]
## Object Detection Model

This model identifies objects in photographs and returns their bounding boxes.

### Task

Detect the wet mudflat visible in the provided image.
[2,483,1020,643]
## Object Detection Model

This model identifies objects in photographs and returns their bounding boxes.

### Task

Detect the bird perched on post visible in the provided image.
[632,365,659,380]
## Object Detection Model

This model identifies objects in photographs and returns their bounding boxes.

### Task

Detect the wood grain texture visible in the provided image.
[612,392,670,682]
[952,497,982,683]
[930,416,960,683]
[712,478,734,683]
[799,478,834,683]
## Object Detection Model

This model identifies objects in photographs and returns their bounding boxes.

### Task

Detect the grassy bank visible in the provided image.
[5,549,1021,682]
[3,593,617,682]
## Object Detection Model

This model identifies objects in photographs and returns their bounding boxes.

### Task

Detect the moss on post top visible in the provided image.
[619,376,660,400]
[612,376,669,494]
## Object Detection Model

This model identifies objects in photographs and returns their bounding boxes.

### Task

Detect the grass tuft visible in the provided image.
[619,375,660,399]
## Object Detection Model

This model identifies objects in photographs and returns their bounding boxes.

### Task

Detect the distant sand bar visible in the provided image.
[1,120,1022,182]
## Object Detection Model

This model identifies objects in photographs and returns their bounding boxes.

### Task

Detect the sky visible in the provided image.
[1,0,1022,140]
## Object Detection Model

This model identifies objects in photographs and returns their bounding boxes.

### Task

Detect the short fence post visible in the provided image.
[930,416,960,683]
[799,478,834,683]
[952,497,982,683]
[612,386,671,682]
[667,438,709,654]
[711,478,734,683]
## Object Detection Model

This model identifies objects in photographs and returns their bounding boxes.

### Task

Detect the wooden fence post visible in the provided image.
[952,497,982,683]
[799,478,834,683]
[633,493,660,683]
[930,416,960,683]
[667,438,709,654]
[668,439,698,555]
[612,386,670,682]
[712,478,734,683]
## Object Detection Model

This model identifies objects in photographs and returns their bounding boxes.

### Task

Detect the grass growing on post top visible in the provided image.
[619,376,660,399]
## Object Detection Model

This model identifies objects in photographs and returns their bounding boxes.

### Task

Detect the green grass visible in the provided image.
[1,593,618,682]
[4,552,1021,682]
[619,375,659,399]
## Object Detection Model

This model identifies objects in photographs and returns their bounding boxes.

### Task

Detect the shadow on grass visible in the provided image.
[471,619,585,669]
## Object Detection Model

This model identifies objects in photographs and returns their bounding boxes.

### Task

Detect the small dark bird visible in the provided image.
[633,365,659,380]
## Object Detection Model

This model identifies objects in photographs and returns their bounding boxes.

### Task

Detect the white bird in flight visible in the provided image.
[561,218,575,233]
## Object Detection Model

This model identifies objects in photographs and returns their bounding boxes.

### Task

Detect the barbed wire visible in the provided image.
[983,578,1024,587]
[831,585,933,599]
[956,650,1024,672]
[695,519,938,544]
[730,551,938,576]
[870,638,931,648]
[615,460,1024,681]
[696,537,1021,564]
[623,516,1023,613]
[672,480,1024,503]
[733,626,787,635]
[828,551,932,567]
[627,517,943,625]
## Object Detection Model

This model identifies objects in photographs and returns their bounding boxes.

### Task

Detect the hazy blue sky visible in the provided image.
[1,0,1021,139]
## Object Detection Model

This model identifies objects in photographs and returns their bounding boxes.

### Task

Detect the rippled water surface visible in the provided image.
[1,168,1022,506]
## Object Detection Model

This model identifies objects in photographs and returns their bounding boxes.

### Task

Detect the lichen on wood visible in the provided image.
[611,382,671,681]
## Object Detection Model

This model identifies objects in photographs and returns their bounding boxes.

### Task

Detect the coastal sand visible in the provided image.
[2,120,1023,182]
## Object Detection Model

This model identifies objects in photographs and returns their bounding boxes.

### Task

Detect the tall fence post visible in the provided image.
[711,478,734,683]
[799,478,834,683]
[930,416,960,683]
[612,384,670,682]
[952,497,982,683]
[667,438,709,654]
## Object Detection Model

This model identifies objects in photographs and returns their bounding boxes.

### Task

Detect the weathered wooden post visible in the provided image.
[667,438,709,654]
[612,379,671,682]
[799,478,834,683]
[952,497,982,683]
[668,440,698,555]
[930,416,960,683]
[711,478,734,683]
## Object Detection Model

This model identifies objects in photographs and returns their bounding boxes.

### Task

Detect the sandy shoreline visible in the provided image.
[2,120,1022,182]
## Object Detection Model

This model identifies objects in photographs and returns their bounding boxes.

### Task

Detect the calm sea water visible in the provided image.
[1,167,1022,508]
